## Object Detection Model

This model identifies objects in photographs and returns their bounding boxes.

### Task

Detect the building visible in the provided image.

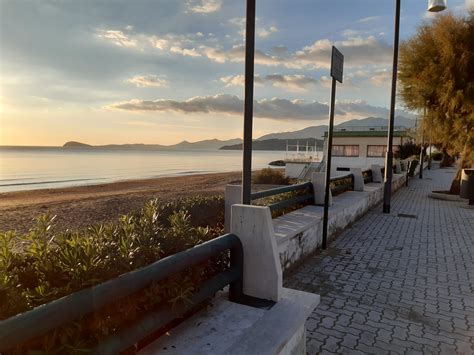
[323,126,408,172]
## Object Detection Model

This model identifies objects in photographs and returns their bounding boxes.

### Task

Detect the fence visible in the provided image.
[0,234,243,354]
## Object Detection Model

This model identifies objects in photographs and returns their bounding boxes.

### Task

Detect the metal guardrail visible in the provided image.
[250,172,357,212]
[250,182,314,212]
[0,233,243,353]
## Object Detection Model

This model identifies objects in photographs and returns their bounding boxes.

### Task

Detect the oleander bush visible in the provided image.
[0,195,226,353]
[253,168,290,185]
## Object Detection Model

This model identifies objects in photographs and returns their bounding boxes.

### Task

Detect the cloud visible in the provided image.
[293,36,392,69]
[336,99,390,118]
[169,46,201,57]
[229,17,279,39]
[200,36,392,69]
[370,69,391,87]
[95,30,137,47]
[127,75,169,88]
[187,0,222,13]
[107,94,332,120]
[107,94,415,121]
[220,74,318,92]
[346,68,391,87]
[257,26,278,39]
[95,26,392,70]
[357,16,381,23]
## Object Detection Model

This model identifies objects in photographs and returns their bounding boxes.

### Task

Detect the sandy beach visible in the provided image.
[0,171,243,234]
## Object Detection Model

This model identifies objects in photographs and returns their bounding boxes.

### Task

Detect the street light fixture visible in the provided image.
[382,0,446,213]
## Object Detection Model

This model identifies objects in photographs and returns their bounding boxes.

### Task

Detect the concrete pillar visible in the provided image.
[350,168,364,191]
[231,205,282,302]
[371,164,383,183]
[225,185,242,233]
[311,172,332,206]
[394,160,402,174]
[399,159,407,172]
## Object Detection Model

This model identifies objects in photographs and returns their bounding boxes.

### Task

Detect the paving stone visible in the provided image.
[284,166,474,354]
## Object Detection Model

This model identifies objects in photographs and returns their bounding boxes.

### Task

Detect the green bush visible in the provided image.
[431,151,443,161]
[0,195,225,353]
[395,141,421,160]
[254,168,289,185]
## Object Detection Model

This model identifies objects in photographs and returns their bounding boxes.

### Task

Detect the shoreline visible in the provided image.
[0,171,244,234]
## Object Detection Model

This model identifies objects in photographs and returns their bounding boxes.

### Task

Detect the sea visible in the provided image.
[0,147,287,193]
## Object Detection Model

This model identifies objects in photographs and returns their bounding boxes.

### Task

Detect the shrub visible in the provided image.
[395,141,421,160]
[431,151,443,161]
[0,195,225,353]
[254,168,289,185]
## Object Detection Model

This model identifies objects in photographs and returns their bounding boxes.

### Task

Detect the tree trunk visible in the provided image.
[440,147,453,168]
[449,142,471,195]
[449,169,462,195]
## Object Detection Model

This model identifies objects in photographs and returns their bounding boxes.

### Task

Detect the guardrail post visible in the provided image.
[311,172,332,206]
[350,168,364,191]
[231,205,282,302]
[225,185,242,233]
[371,164,383,183]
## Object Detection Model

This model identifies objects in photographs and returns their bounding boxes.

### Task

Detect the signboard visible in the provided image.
[330,46,344,83]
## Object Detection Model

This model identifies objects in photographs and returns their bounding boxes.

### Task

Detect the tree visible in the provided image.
[398,12,474,193]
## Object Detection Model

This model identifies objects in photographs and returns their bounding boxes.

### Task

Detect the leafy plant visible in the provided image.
[0,195,226,353]
[395,141,421,160]
[254,168,290,185]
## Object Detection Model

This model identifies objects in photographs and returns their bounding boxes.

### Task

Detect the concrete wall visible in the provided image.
[274,173,406,272]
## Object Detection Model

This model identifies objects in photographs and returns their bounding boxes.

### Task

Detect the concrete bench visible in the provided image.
[273,179,404,272]
[140,288,319,355]
[140,204,321,355]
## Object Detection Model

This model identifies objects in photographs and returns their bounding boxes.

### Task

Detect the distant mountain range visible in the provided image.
[220,138,323,151]
[63,138,243,151]
[63,116,415,151]
[256,116,415,141]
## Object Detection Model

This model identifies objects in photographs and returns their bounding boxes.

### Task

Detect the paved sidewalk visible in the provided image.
[285,165,474,354]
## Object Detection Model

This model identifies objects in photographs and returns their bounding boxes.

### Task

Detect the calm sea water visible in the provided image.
[0,147,287,193]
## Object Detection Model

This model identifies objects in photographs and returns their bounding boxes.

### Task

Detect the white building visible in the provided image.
[324,126,408,172]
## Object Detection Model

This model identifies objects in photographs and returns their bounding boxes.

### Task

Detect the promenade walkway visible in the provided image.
[285,165,474,354]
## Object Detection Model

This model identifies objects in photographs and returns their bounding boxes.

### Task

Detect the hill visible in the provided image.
[220,138,323,151]
[63,141,92,148]
[62,138,242,151]
[256,116,415,141]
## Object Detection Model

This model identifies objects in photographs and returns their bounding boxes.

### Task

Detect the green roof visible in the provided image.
[323,130,407,138]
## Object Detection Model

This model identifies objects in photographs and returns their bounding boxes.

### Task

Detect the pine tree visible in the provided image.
[398,12,474,193]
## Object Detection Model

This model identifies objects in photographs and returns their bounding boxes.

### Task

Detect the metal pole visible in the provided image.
[428,108,432,170]
[419,106,425,179]
[382,0,401,214]
[241,0,256,205]
[322,77,337,249]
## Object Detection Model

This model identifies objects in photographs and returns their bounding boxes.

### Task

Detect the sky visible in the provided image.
[0,0,472,146]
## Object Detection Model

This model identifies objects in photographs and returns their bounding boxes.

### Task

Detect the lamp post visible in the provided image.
[382,0,446,213]
[242,0,256,205]
[428,108,432,170]
[419,106,426,179]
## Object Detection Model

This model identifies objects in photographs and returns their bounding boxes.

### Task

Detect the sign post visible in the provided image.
[322,46,343,249]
